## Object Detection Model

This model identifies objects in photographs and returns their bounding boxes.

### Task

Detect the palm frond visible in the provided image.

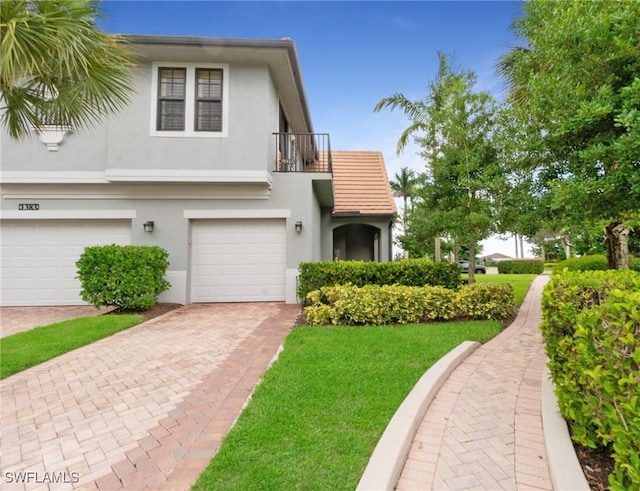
[1,0,137,139]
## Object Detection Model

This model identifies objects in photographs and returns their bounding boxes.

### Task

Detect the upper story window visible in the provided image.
[150,62,229,138]
[195,69,222,131]
[158,68,186,131]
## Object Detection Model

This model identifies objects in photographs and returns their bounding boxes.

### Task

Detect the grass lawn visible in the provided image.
[0,315,142,379]
[193,320,502,491]
[470,273,537,305]
[194,273,538,490]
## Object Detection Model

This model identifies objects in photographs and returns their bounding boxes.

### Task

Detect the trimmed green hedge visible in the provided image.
[297,259,461,300]
[76,244,170,310]
[304,282,515,326]
[630,257,640,272]
[496,259,544,274]
[541,270,640,489]
[552,254,608,273]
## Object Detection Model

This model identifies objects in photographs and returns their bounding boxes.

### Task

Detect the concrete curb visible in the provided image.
[541,366,590,491]
[356,341,481,491]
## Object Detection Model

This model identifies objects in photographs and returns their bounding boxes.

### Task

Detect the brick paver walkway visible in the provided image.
[396,275,552,491]
[0,302,299,490]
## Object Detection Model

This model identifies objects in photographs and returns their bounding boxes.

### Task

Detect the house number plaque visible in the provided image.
[18,203,40,211]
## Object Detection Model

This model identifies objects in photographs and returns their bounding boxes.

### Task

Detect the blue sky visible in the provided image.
[100,0,530,257]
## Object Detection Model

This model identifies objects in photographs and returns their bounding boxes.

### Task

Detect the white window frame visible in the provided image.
[150,62,229,138]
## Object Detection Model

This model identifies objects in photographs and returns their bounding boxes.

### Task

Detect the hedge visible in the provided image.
[76,244,171,310]
[297,259,461,300]
[496,259,544,274]
[303,282,515,326]
[552,254,608,273]
[541,270,640,489]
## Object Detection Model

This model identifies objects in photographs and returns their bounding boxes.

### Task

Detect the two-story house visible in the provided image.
[0,35,396,307]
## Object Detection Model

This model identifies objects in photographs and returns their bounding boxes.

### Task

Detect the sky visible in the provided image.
[100,0,534,258]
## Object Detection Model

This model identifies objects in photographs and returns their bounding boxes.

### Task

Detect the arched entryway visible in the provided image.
[333,224,381,261]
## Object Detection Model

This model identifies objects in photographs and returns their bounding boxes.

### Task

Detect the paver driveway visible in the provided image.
[1,302,299,490]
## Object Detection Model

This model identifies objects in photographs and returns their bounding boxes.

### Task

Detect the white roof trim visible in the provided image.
[0,170,273,186]
[0,210,137,220]
[184,209,291,219]
[105,169,273,185]
[0,172,106,184]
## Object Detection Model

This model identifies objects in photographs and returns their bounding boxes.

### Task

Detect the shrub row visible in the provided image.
[552,254,608,273]
[76,244,171,310]
[630,257,640,272]
[297,259,461,300]
[541,270,640,489]
[496,259,544,274]
[304,283,515,326]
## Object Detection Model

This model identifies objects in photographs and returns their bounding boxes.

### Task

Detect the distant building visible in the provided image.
[482,252,512,262]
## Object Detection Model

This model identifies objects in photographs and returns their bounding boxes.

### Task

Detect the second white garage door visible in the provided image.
[191,219,286,302]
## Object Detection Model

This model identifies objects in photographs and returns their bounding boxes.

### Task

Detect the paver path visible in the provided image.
[396,275,552,491]
[1,302,299,490]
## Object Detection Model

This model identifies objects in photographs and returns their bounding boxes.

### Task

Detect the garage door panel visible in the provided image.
[1,220,131,306]
[191,219,286,302]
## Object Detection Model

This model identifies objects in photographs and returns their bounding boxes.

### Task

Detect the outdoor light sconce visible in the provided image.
[295,221,303,233]
[143,221,155,233]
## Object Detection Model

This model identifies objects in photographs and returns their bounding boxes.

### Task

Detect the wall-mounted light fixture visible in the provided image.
[143,221,155,233]
[295,221,303,233]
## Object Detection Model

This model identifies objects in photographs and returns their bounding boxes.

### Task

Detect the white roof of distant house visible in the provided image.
[483,252,512,260]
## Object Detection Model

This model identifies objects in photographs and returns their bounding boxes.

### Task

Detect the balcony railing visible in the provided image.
[274,132,332,173]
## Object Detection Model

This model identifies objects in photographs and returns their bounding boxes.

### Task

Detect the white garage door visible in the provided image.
[0,220,131,306]
[191,219,286,302]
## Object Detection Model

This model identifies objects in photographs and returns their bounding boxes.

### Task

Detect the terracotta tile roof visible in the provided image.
[330,151,397,217]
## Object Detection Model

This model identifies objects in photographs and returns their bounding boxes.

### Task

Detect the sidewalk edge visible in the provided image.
[541,366,590,491]
[356,340,481,491]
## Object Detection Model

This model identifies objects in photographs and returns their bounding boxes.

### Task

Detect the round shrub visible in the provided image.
[76,244,170,310]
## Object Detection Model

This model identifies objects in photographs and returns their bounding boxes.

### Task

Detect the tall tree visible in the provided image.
[389,167,417,213]
[498,0,640,269]
[376,53,503,283]
[1,0,135,139]
[389,166,417,242]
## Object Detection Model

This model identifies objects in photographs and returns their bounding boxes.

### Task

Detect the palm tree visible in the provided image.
[389,167,418,258]
[389,167,417,215]
[1,0,136,139]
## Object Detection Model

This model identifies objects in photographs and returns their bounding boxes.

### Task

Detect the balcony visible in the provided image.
[274,132,332,173]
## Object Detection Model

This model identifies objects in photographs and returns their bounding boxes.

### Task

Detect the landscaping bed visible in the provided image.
[573,438,614,491]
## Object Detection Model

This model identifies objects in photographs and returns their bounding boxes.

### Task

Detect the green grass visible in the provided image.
[469,273,537,305]
[193,320,502,491]
[0,315,142,379]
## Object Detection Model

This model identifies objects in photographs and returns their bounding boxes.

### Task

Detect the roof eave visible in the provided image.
[123,34,314,134]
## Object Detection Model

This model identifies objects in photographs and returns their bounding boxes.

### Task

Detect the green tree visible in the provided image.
[498,0,640,269]
[376,53,504,283]
[1,0,135,139]
[390,167,417,214]
[389,166,418,244]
